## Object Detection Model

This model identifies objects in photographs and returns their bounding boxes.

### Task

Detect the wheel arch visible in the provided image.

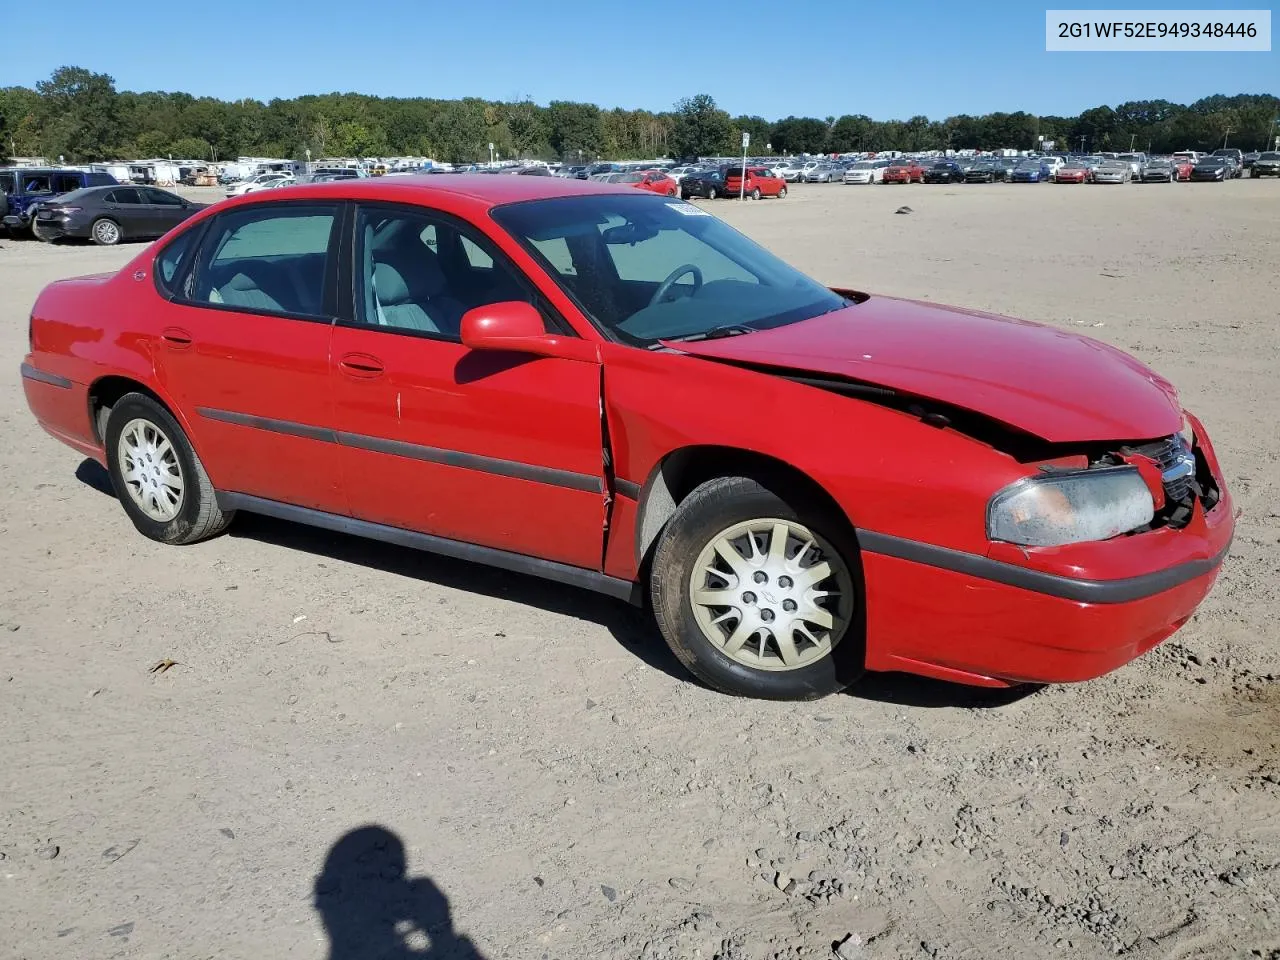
[87,375,201,456]
[633,445,856,574]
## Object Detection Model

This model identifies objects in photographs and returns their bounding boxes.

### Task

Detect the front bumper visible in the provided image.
[859,419,1234,687]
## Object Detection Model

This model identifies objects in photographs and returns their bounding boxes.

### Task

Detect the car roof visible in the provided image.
[253,173,633,209]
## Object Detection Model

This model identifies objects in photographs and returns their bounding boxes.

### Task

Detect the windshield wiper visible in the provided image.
[667,324,757,343]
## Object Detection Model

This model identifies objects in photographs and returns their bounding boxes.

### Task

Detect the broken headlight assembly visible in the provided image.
[987,466,1155,547]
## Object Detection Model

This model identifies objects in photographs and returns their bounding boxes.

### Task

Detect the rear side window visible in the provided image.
[155,224,202,297]
[106,189,142,204]
[0,172,15,195]
[52,174,83,194]
[191,204,338,319]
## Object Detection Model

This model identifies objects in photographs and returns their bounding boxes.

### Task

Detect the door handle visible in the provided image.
[161,327,193,348]
[339,353,385,379]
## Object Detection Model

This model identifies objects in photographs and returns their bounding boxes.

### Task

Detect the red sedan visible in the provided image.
[881,161,924,184]
[1053,163,1091,183]
[622,169,678,196]
[20,177,1232,700]
[723,166,787,199]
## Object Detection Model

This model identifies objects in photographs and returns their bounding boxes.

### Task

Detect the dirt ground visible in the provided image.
[1,180,1277,960]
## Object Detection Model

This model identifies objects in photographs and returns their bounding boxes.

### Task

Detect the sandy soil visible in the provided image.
[1,180,1277,960]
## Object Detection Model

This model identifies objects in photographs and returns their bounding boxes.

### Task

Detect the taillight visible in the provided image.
[28,313,35,351]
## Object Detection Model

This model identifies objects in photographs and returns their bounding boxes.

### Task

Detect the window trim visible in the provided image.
[173,200,344,325]
[152,218,210,301]
[341,200,576,344]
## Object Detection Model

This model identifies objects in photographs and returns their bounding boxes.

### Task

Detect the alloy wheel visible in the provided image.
[93,220,120,245]
[117,418,185,521]
[688,518,853,672]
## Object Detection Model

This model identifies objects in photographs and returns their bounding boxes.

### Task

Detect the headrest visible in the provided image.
[225,273,261,291]
[373,262,412,305]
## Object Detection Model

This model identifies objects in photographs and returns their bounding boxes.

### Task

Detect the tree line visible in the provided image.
[1,67,1276,167]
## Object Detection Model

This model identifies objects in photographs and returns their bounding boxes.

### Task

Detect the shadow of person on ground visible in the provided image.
[315,825,486,960]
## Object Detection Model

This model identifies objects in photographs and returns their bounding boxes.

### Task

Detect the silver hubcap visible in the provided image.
[689,518,853,672]
[118,418,184,521]
[95,221,118,243]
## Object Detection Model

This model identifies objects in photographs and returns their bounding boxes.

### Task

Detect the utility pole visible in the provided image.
[1129,133,1137,151]
[1222,127,1233,148]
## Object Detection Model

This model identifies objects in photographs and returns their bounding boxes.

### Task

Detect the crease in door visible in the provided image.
[598,363,616,572]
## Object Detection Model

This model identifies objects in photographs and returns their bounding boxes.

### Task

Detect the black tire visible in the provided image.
[650,476,865,700]
[750,187,761,200]
[104,392,233,544]
[778,186,787,198]
[707,186,717,199]
[91,217,121,246]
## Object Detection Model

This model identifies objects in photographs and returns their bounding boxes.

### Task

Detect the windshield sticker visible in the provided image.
[666,203,710,216]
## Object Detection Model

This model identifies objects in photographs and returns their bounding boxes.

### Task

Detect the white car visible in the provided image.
[777,162,807,182]
[843,160,888,184]
[226,173,290,197]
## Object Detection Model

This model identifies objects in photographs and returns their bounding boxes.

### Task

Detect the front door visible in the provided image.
[329,202,606,570]
[153,201,347,513]
[101,187,147,239]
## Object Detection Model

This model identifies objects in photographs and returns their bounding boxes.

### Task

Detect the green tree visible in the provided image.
[36,66,121,161]
[133,129,171,158]
[547,101,602,160]
[770,116,828,154]
[670,94,732,159]
[170,136,213,160]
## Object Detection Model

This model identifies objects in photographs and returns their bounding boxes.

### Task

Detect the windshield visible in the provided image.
[492,193,847,347]
[1261,153,1280,160]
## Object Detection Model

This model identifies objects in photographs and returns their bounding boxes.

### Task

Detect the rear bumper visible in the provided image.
[859,434,1234,688]
[20,360,102,461]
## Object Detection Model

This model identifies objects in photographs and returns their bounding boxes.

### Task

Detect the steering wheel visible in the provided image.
[650,264,703,306]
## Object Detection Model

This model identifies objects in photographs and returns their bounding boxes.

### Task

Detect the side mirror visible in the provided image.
[459,301,596,362]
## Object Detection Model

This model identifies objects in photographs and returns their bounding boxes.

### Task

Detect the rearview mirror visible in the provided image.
[601,221,657,246]
[459,302,596,362]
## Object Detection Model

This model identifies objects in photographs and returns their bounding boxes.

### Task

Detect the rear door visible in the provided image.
[153,201,347,512]
[101,187,147,238]
[328,201,606,570]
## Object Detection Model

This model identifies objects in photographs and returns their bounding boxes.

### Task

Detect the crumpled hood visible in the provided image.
[667,296,1182,443]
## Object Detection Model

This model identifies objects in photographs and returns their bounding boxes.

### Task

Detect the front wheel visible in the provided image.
[105,392,233,544]
[778,186,787,198]
[750,187,761,200]
[91,218,121,246]
[707,186,717,199]
[650,476,863,700]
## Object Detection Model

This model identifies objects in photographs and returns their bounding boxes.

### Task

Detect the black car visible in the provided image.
[681,167,726,199]
[1189,158,1230,182]
[31,185,203,245]
[923,161,965,184]
[1252,151,1280,177]
[964,162,998,183]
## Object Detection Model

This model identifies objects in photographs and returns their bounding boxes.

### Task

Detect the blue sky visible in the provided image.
[2,0,1274,118]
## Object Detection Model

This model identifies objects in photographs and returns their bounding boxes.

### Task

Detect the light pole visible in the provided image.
[1129,133,1137,151]
[305,147,311,174]
[1222,128,1232,148]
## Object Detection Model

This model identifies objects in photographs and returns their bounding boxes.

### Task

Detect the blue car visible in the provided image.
[1010,160,1051,183]
[1,167,118,235]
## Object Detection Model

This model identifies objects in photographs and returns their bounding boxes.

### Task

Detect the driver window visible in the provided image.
[598,215,756,285]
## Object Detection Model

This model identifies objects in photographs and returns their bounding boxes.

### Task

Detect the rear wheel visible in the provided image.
[707,186,717,199]
[750,187,761,200]
[104,393,233,544]
[650,477,863,700]
[91,218,121,246]
[778,186,787,198]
